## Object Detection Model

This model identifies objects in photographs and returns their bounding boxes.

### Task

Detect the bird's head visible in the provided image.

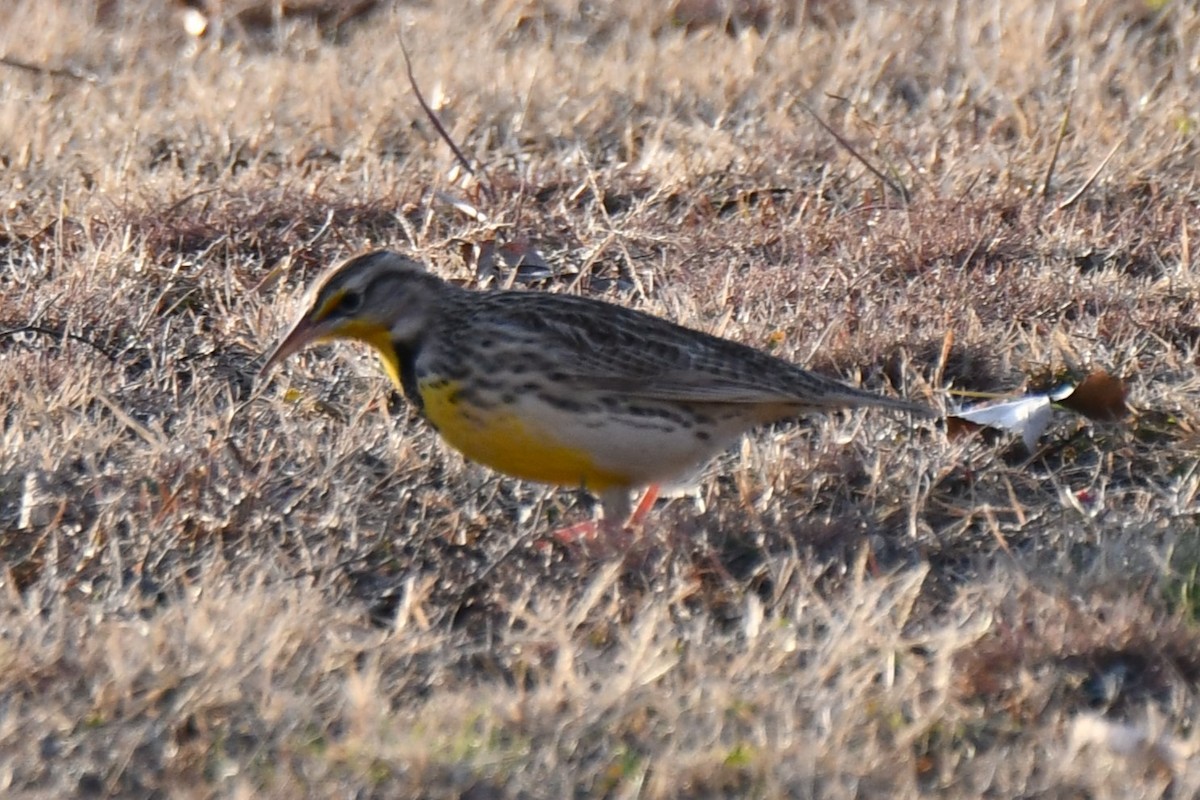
[259,250,447,377]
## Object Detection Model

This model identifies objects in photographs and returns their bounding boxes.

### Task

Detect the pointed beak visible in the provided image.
[259,315,321,378]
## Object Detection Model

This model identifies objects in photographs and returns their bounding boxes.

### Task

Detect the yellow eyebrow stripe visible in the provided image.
[312,288,348,322]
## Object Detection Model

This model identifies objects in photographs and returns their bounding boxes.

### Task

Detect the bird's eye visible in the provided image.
[337,290,363,315]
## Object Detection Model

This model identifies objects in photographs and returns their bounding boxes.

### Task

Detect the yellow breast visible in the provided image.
[345,331,634,491]
[418,379,629,491]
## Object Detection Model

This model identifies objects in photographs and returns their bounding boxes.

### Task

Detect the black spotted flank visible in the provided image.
[538,393,586,413]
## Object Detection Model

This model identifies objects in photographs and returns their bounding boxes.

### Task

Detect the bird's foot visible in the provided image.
[547,517,619,546]
[540,485,662,553]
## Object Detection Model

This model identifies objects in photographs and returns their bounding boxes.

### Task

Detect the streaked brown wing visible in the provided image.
[463,290,926,413]
[556,367,860,406]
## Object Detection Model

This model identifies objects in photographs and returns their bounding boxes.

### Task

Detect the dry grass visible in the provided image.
[2,0,1200,796]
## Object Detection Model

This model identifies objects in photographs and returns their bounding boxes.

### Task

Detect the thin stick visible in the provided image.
[0,324,118,361]
[0,55,98,83]
[397,36,496,204]
[800,99,910,204]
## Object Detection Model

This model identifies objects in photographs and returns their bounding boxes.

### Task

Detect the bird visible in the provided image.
[259,249,930,536]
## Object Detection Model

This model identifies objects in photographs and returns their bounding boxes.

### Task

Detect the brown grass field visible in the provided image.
[2,0,1200,796]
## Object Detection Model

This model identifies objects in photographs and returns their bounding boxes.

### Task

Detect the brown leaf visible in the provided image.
[1056,370,1130,421]
[945,415,984,441]
[471,238,554,287]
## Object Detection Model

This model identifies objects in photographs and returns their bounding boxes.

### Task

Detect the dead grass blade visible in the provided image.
[1057,137,1124,211]
[1040,92,1073,200]
[94,393,165,449]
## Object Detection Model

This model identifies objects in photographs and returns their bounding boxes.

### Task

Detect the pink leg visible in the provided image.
[627,484,661,527]
[545,485,660,546]
[548,518,603,545]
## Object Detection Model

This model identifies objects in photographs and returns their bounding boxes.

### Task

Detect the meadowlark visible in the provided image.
[260,250,930,533]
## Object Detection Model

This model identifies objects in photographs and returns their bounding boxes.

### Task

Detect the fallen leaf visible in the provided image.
[434,190,487,221]
[473,238,554,286]
[945,415,984,441]
[1054,370,1130,421]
